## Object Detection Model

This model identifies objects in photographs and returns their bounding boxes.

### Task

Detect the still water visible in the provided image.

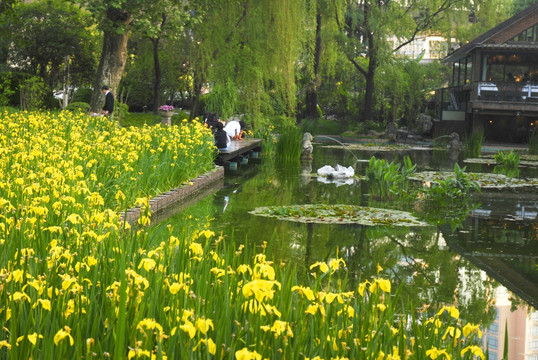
[154,141,538,359]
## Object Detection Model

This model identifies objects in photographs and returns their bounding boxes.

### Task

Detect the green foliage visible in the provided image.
[0,71,34,107]
[190,1,306,129]
[454,0,515,43]
[377,60,450,127]
[417,163,481,229]
[301,117,341,136]
[353,120,385,136]
[420,163,481,202]
[275,125,303,162]
[65,101,91,113]
[119,112,159,127]
[0,73,14,106]
[72,87,93,103]
[528,131,538,155]
[205,81,238,120]
[365,156,416,198]
[493,151,520,178]
[251,204,428,226]
[1,0,98,87]
[114,102,130,119]
[494,151,520,167]
[465,130,485,157]
[19,76,48,110]
[253,123,277,154]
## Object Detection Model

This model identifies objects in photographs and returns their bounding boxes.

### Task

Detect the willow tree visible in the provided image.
[188,0,307,129]
[302,0,339,120]
[334,0,467,123]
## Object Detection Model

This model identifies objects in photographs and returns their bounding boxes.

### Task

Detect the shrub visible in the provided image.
[114,102,130,119]
[0,71,34,107]
[71,87,93,103]
[19,76,48,110]
[65,101,90,113]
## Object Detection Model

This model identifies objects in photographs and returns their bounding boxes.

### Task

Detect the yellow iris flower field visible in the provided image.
[0,110,484,359]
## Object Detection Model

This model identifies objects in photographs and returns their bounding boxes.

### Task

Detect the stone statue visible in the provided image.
[447,132,463,152]
[301,132,313,159]
[385,122,398,142]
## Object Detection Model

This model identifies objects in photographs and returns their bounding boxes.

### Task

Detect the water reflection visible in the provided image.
[152,142,538,351]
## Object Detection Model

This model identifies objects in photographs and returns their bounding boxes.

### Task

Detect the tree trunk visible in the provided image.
[90,9,130,113]
[152,37,162,113]
[305,10,322,119]
[361,31,377,122]
[189,72,204,121]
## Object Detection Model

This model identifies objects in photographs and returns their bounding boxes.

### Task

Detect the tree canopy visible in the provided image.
[0,0,528,130]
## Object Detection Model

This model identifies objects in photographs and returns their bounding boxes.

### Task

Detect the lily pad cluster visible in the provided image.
[409,171,538,190]
[249,204,429,226]
[320,143,431,152]
[464,156,538,167]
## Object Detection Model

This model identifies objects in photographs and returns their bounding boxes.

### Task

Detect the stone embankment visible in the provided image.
[121,166,224,225]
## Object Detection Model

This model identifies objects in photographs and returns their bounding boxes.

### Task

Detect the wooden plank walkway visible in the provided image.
[218,138,262,161]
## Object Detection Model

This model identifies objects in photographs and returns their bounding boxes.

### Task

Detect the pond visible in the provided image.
[152,140,538,358]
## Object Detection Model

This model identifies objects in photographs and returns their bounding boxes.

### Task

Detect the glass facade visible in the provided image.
[451,56,472,86]
[482,53,538,82]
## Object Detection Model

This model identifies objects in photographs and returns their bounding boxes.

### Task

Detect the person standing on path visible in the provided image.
[99,85,114,116]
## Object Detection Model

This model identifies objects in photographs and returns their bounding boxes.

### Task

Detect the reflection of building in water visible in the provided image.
[482,286,538,360]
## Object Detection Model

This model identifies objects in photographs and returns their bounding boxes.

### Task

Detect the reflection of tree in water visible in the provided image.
[154,151,497,329]
[322,223,495,328]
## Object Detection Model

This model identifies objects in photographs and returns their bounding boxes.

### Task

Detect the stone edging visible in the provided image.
[121,166,225,224]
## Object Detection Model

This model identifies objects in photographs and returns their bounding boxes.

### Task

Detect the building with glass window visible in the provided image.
[436,2,538,142]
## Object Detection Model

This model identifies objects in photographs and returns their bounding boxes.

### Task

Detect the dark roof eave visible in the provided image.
[442,2,538,64]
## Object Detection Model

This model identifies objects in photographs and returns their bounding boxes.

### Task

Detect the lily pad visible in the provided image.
[249,204,429,226]
[320,144,431,152]
[464,157,538,167]
[409,171,538,189]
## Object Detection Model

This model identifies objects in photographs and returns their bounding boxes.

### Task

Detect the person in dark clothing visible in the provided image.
[99,85,114,116]
[213,121,230,150]
[205,112,220,133]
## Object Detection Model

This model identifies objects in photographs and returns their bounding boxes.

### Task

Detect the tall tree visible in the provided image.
[132,0,190,112]
[0,0,97,86]
[456,0,514,41]
[80,1,134,112]
[188,0,307,128]
[335,0,466,123]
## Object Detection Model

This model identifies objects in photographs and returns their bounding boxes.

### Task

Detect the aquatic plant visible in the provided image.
[493,151,520,178]
[465,130,485,157]
[275,125,303,162]
[365,156,416,198]
[417,164,481,228]
[253,123,277,154]
[494,151,520,167]
[529,130,538,155]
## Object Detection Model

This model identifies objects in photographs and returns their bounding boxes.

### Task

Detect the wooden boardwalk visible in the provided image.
[217,138,262,161]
